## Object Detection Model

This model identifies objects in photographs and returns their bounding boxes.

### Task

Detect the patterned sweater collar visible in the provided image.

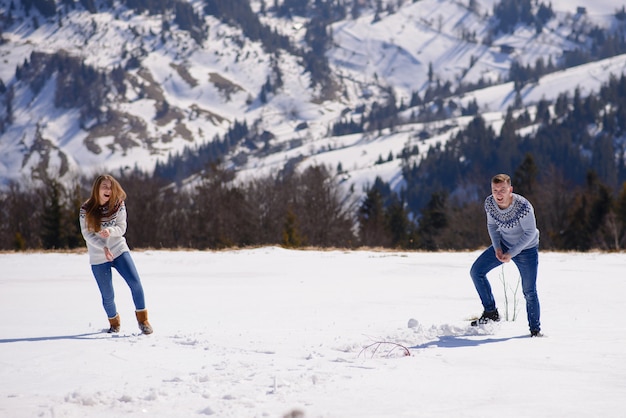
[486,194,531,228]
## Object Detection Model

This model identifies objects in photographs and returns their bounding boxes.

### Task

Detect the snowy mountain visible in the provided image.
[0,0,624,193]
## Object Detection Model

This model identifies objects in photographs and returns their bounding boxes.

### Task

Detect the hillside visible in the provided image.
[0,0,624,194]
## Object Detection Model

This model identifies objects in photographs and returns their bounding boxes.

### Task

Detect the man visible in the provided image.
[470,173,541,337]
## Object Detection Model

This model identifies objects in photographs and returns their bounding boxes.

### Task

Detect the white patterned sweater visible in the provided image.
[79,201,131,265]
[485,193,540,258]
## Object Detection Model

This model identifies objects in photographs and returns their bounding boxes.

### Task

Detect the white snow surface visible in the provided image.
[1,248,625,417]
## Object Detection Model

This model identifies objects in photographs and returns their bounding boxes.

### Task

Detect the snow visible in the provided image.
[459,54,626,112]
[1,248,625,417]
[549,0,623,16]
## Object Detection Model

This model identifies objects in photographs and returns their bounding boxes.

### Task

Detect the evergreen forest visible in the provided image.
[4,72,626,252]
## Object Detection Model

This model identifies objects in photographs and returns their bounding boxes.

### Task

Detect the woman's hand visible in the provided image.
[104,247,114,262]
[98,229,110,238]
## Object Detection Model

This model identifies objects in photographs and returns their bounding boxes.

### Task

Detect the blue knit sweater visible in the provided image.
[485,193,539,257]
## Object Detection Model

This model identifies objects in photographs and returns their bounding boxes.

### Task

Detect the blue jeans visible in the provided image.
[470,245,540,332]
[91,251,146,318]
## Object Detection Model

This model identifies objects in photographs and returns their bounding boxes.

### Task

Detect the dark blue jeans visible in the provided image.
[91,251,146,318]
[470,245,540,332]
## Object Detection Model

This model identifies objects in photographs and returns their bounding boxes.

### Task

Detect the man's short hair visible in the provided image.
[491,174,511,185]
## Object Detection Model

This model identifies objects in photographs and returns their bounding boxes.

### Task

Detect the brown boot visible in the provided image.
[108,314,120,333]
[135,309,153,334]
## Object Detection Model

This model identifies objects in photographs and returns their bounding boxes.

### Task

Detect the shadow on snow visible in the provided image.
[411,334,529,350]
[0,332,126,343]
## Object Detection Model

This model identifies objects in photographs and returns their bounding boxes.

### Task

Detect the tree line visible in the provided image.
[0,164,354,251]
[2,155,626,252]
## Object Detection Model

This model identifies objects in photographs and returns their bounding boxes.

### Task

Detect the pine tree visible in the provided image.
[513,153,538,198]
[615,182,626,247]
[417,191,448,250]
[62,181,85,249]
[282,206,303,248]
[40,180,63,249]
[358,185,389,247]
[559,172,612,250]
[384,196,411,248]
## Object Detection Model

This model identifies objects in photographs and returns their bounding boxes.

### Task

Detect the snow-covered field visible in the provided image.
[1,248,625,417]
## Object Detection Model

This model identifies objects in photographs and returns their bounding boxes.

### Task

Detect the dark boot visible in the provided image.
[471,309,500,326]
[107,313,120,333]
[135,309,153,334]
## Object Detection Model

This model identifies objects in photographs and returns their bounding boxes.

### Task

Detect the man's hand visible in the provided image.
[495,248,511,263]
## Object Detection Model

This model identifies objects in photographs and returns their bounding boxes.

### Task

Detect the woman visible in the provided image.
[79,174,153,334]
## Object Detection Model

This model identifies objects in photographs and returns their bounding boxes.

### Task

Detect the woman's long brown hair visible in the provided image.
[83,174,127,232]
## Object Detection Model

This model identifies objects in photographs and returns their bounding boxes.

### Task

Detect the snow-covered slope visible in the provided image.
[0,0,623,192]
